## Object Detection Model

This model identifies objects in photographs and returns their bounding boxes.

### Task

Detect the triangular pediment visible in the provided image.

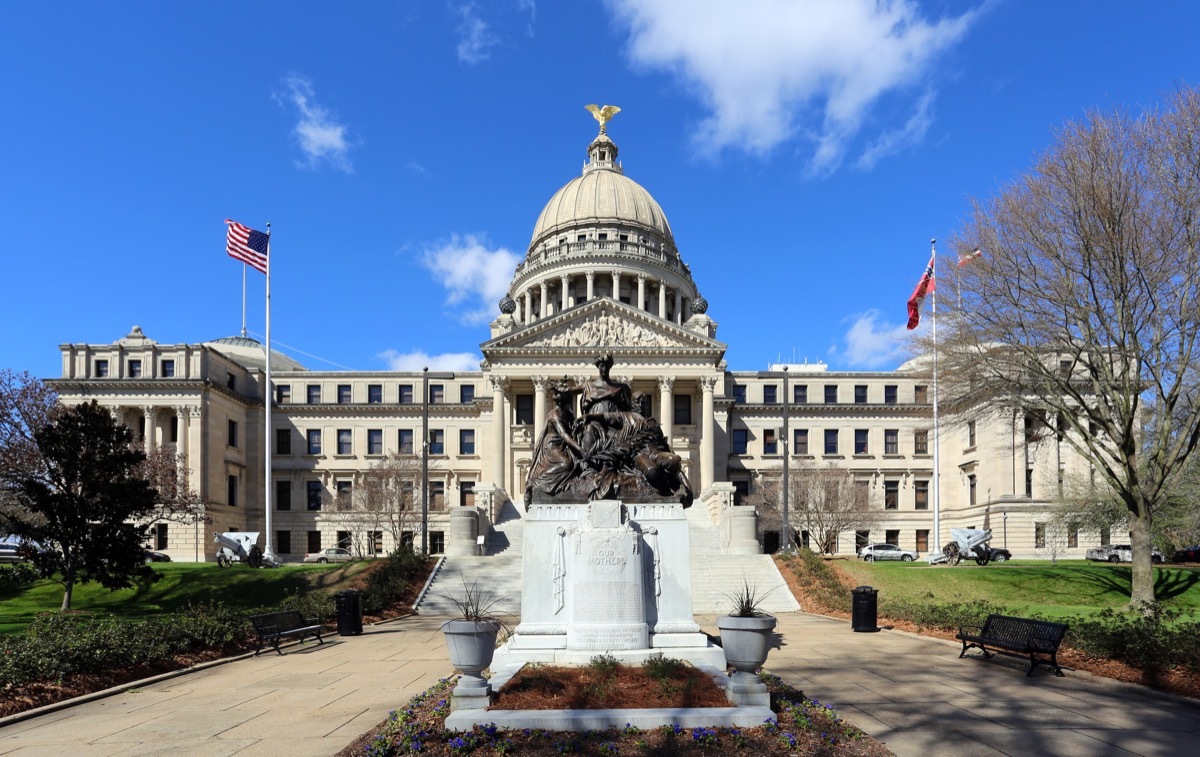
[481,298,726,360]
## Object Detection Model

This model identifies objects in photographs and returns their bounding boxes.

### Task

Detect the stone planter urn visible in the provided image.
[441,619,502,711]
[716,614,777,706]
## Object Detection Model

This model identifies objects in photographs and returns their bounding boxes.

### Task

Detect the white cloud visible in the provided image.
[608,0,978,175]
[421,233,521,324]
[377,349,482,372]
[857,89,936,170]
[455,3,499,64]
[829,309,918,368]
[280,75,353,172]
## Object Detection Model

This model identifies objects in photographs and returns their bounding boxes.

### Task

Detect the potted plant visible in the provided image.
[715,578,777,706]
[440,579,505,711]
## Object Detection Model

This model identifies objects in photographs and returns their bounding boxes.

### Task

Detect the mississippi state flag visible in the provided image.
[225,219,269,273]
[906,253,935,330]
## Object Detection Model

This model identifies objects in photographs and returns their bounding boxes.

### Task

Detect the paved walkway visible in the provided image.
[2,612,1198,756]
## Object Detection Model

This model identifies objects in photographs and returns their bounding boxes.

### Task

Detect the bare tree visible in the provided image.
[326,454,428,556]
[136,447,212,527]
[755,460,876,554]
[939,85,1200,608]
[0,370,59,533]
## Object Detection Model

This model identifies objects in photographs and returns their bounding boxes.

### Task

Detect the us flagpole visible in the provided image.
[263,223,274,563]
[930,238,941,557]
[241,264,248,338]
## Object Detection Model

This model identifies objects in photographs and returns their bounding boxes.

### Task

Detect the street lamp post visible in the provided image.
[781,366,790,552]
[1003,511,1008,550]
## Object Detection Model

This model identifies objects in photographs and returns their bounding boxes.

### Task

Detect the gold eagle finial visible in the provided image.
[585,104,621,134]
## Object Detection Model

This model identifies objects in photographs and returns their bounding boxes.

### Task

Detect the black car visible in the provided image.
[987,547,1012,563]
[1172,546,1200,563]
[143,550,171,563]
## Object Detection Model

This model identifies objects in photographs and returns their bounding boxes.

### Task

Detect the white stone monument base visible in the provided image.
[492,639,726,669]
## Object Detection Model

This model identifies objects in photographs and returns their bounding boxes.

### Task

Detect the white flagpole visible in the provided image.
[930,238,941,556]
[241,263,248,338]
[263,223,274,562]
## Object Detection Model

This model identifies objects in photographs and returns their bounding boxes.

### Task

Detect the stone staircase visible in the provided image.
[416,499,800,618]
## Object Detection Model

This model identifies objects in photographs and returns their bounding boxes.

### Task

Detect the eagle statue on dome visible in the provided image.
[585,103,621,134]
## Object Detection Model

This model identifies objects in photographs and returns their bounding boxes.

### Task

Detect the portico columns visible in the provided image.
[675,291,683,324]
[658,377,674,444]
[700,376,717,490]
[611,271,621,300]
[143,406,156,453]
[586,272,595,301]
[560,275,569,311]
[539,282,549,317]
[489,376,509,487]
[524,291,533,325]
[533,376,548,436]
[637,274,646,311]
[658,280,667,319]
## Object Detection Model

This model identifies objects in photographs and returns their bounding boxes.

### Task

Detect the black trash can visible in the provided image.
[851,585,879,632]
[335,589,363,636]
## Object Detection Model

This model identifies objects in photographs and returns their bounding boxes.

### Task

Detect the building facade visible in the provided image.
[51,123,1098,562]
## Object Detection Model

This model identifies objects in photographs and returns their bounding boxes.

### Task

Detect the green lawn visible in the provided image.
[0,561,372,634]
[836,559,1200,620]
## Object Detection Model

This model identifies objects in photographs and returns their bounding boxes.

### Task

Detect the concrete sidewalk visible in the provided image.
[2,612,1198,756]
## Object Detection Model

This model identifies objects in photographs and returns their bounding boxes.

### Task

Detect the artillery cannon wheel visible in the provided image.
[943,542,961,566]
[974,550,992,566]
[217,554,232,568]
[247,545,263,569]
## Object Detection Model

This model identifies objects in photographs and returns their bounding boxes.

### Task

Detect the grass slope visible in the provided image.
[836,559,1200,619]
[0,562,372,634]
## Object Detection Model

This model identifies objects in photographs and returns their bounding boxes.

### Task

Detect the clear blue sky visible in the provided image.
[3,1,1197,379]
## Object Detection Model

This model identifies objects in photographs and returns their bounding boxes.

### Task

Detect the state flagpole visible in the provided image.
[263,223,274,562]
[930,238,941,557]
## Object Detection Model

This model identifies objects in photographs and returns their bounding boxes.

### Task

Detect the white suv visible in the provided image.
[1085,544,1164,563]
[859,543,919,562]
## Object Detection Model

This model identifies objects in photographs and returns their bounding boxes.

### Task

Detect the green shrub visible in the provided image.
[878,597,1010,632]
[779,548,851,612]
[279,588,336,622]
[0,562,38,588]
[642,654,687,681]
[1062,605,1200,674]
[361,548,429,615]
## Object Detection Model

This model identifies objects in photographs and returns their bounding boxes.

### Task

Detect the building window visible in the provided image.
[307,384,321,404]
[227,475,238,507]
[794,429,809,454]
[170,416,178,443]
[855,530,870,552]
[277,385,291,404]
[460,385,475,403]
[399,384,414,404]
[335,530,351,550]
[515,394,534,424]
[824,385,838,404]
[673,394,692,425]
[429,384,444,404]
[764,385,778,404]
[226,373,236,391]
[129,359,142,378]
[1025,468,1034,498]
[94,359,109,378]
[429,429,445,455]
[1059,359,1073,378]
[732,429,748,455]
[430,481,446,509]
[307,481,323,511]
[398,429,414,455]
[336,481,352,511]
[763,429,778,455]
[400,531,415,550]
[1035,522,1047,548]
[460,429,475,454]
[854,385,867,404]
[1067,527,1078,548]
[368,384,383,404]
[152,523,168,550]
[732,385,746,404]
[161,359,175,378]
[824,429,838,455]
[854,429,868,455]
[914,385,928,404]
[276,480,291,511]
[916,529,929,552]
[227,420,238,448]
[884,429,898,455]
[915,480,929,510]
[1100,527,1110,546]
[336,429,352,455]
[337,384,352,404]
[914,430,929,455]
[367,429,383,455]
[732,480,749,506]
[968,474,977,506]
[967,420,977,448]
[885,529,899,546]
[794,385,807,404]
[884,385,897,404]
[276,428,291,455]
[307,530,322,553]
[460,481,476,507]
[884,480,899,510]
[306,429,322,455]
[429,531,445,554]
[276,531,291,554]
[369,530,383,555]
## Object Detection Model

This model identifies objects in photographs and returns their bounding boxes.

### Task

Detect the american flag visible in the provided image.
[225,219,269,273]
[906,252,936,330]
[957,248,983,266]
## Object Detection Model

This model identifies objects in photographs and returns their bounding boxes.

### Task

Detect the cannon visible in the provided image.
[213,531,277,568]
[928,528,995,566]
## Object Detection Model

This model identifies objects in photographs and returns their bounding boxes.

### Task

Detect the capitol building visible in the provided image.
[50,119,1095,564]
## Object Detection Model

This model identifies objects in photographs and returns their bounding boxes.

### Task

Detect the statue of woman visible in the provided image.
[524,380,585,505]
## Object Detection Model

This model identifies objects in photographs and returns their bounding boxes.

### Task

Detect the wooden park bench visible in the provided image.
[955,614,1069,677]
[249,610,325,656]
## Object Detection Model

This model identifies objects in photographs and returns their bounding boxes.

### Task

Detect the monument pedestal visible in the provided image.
[492,499,724,670]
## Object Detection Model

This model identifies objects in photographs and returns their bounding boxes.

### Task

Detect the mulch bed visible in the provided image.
[491,663,730,710]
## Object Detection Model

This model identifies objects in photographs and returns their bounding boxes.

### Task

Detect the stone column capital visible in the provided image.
[658,376,675,392]
[700,375,719,392]
[489,375,510,393]
[585,271,595,282]
[532,376,549,391]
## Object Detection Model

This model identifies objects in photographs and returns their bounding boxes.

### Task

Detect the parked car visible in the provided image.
[1171,546,1200,563]
[859,543,919,562]
[987,547,1012,563]
[1084,544,1164,563]
[143,549,171,563]
[303,547,353,564]
[0,543,26,564]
